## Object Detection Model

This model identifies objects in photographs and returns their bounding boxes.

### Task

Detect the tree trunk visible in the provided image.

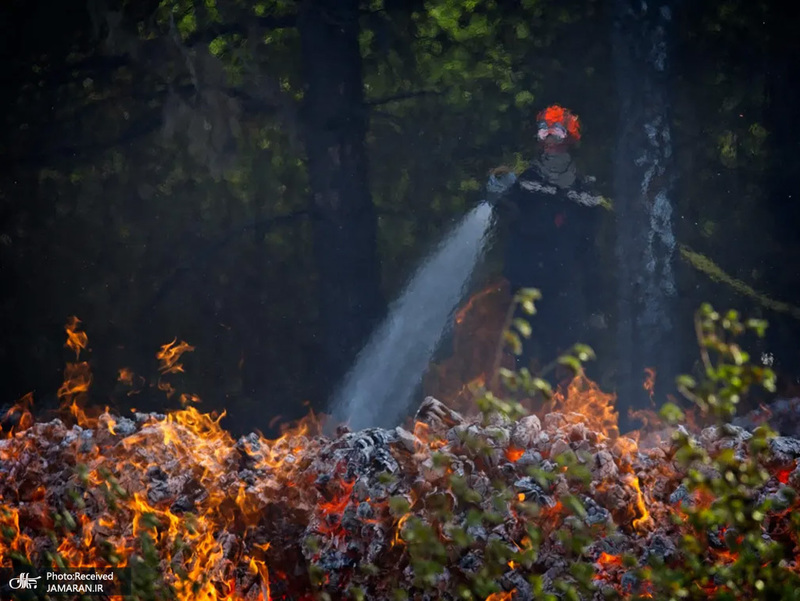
[298,0,384,395]
[611,0,682,417]
[763,3,800,388]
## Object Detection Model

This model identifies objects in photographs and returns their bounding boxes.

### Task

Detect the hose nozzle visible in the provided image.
[486,167,517,199]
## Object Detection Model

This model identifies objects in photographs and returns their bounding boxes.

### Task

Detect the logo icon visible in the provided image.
[8,573,41,590]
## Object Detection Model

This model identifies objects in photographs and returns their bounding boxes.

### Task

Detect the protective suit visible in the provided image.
[487,106,607,370]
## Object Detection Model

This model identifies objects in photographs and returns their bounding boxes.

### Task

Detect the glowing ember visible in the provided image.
[595,552,623,569]
[505,446,525,462]
[317,480,356,536]
[711,548,739,564]
[3,316,799,600]
[776,462,795,484]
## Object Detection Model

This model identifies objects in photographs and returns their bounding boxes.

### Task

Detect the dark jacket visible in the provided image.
[488,154,606,360]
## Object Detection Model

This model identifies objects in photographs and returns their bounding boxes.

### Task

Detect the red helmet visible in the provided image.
[536,105,581,142]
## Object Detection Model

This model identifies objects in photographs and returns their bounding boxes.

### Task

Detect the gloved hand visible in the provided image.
[485,167,521,217]
[486,167,517,196]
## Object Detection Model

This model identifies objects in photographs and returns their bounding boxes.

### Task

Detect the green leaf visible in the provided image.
[389,496,411,516]
[571,343,595,362]
[531,378,552,395]
[504,331,522,355]
[512,318,532,338]
[557,354,582,374]
[521,299,536,315]
[208,37,226,57]
[514,90,535,107]
[659,402,685,424]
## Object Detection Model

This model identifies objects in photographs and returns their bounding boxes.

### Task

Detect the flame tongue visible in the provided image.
[544,374,619,440]
[3,317,799,600]
[2,387,795,600]
[65,316,89,359]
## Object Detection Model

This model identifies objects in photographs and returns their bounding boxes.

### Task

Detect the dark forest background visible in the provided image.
[2,0,799,435]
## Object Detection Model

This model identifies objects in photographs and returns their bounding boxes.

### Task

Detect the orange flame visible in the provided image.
[58,362,92,400]
[15,315,797,600]
[64,316,88,359]
[157,379,176,399]
[643,368,656,404]
[596,552,623,569]
[485,591,515,601]
[117,367,134,385]
[318,480,355,518]
[393,514,411,547]
[1,392,34,437]
[711,548,739,564]
[455,281,505,325]
[505,446,524,462]
[776,463,795,484]
[0,327,329,601]
[546,374,619,439]
[630,476,651,531]
[180,392,202,406]
[55,317,97,425]
[413,420,447,452]
[157,338,195,374]
[425,279,511,411]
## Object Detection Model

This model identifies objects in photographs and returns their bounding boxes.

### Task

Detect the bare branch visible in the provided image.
[365,89,443,107]
[183,14,297,47]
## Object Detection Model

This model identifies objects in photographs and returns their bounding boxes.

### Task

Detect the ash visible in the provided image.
[1,396,799,601]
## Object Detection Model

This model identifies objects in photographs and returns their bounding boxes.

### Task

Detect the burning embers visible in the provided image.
[2,319,800,600]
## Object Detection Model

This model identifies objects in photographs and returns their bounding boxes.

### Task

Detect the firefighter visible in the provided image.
[486,105,608,374]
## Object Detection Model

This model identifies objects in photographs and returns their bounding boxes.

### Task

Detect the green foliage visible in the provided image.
[395,292,603,599]
[678,303,776,420]
[644,304,799,600]
[397,297,800,600]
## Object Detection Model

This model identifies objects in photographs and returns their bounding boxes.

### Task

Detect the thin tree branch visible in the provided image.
[365,89,443,107]
[7,113,164,168]
[489,298,518,392]
[141,203,464,318]
[141,210,312,319]
[183,14,297,47]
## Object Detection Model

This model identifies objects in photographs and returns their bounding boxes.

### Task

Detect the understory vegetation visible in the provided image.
[2,300,797,601]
